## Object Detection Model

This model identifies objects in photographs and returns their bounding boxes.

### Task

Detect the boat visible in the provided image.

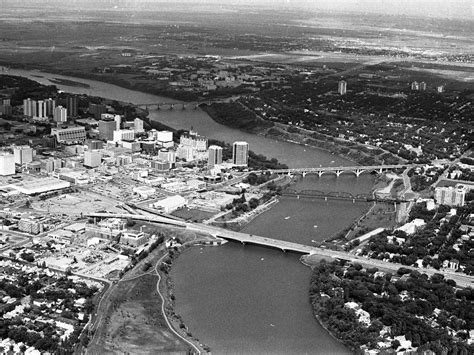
[284,216,291,220]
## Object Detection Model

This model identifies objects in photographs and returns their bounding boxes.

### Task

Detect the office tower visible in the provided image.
[53,106,68,123]
[45,98,56,117]
[0,152,15,176]
[98,119,116,141]
[208,145,223,167]
[411,81,419,91]
[232,141,249,166]
[23,98,37,117]
[113,129,135,143]
[338,80,347,95]
[419,82,427,91]
[89,103,107,119]
[13,146,34,165]
[437,85,444,93]
[67,95,78,117]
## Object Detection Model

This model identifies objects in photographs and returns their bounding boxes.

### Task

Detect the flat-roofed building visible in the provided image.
[113,129,134,143]
[13,146,33,165]
[232,141,249,166]
[435,186,466,207]
[51,126,86,144]
[120,231,149,247]
[0,152,15,176]
[53,106,68,123]
[208,145,223,167]
[12,177,70,195]
[99,119,116,141]
[84,151,102,168]
[151,195,186,213]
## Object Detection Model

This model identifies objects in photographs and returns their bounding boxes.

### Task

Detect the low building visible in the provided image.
[12,177,71,195]
[18,218,44,235]
[151,195,186,213]
[51,126,86,144]
[120,231,148,247]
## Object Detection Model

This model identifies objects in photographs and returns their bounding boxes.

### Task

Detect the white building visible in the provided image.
[151,195,186,213]
[134,118,144,133]
[180,131,207,151]
[113,129,135,143]
[13,146,34,165]
[84,151,102,168]
[0,152,15,176]
[176,145,194,162]
[51,126,86,144]
[114,115,122,130]
[232,141,249,166]
[338,80,347,95]
[435,186,466,207]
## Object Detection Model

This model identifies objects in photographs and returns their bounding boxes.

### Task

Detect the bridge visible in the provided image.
[137,102,201,111]
[281,189,408,203]
[85,213,474,288]
[263,164,417,178]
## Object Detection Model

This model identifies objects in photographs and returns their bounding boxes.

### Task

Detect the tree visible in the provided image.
[126,218,136,227]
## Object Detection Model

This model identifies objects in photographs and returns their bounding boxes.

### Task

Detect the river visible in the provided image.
[8,69,372,354]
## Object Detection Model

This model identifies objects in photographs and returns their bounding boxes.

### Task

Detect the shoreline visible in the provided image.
[4,67,381,168]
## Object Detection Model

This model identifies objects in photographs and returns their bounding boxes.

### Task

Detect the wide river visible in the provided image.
[9,69,372,354]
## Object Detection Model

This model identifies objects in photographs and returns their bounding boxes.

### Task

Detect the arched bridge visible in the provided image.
[281,189,373,201]
[263,164,417,178]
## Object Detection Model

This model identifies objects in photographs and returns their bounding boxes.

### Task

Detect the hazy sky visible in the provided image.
[3,0,474,19]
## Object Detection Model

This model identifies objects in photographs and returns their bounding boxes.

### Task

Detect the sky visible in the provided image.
[3,0,473,19]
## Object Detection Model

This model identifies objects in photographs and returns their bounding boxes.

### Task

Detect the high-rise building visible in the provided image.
[232,141,249,166]
[419,82,427,91]
[67,95,78,118]
[411,81,419,91]
[437,85,445,93]
[44,98,56,117]
[37,100,45,118]
[53,106,68,123]
[158,148,176,164]
[98,119,116,141]
[0,152,15,176]
[89,103,107,119]
[134,118,144,133]
[434,186,466,207]
[338,80,347,95]
[114,115,122,131]
[23,98,37,117]
[208,145,223,167]
[13,146,34,165]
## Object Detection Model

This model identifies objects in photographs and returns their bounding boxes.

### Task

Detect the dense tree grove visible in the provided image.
[309,260,474,354]
[360,203,474,274]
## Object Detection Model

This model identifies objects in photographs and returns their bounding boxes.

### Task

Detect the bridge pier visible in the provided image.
[335,170,342,177]
[317,171,324,178]
[302,172,307,178]
[355,169,365,177]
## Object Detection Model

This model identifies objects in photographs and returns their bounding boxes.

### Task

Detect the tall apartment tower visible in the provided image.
[134,118,144,133]
[53,106,68,123]
[45,98,56,117]
[67,95,78,118]
[232,141,249,167]
[23,98,37,117]
[338,80,347,95]
[208,145,223,167]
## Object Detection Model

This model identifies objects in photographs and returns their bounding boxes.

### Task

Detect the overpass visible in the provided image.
[262,164,418,178]
[86,213,474,288]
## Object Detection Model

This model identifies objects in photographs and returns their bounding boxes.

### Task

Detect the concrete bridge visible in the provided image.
[264,164,417,178]
[281,189,408,203]
[85,213,474,288]
[137,102,201,111]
